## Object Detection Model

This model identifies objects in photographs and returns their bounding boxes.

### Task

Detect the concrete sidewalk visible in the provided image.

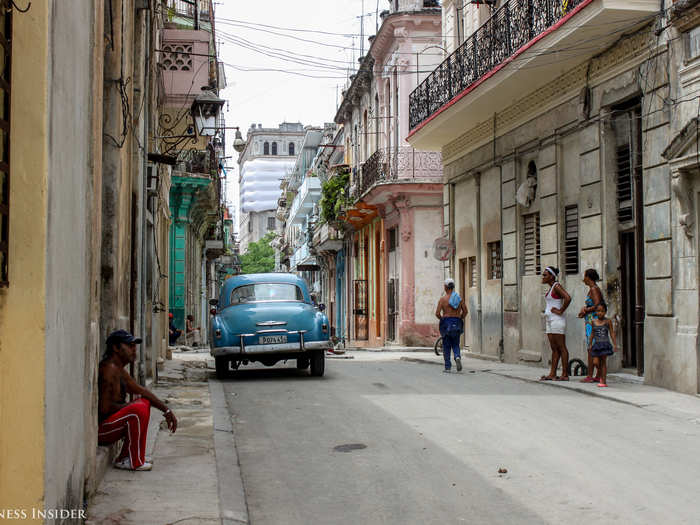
[399,352,700,423]
[86,353,248,525]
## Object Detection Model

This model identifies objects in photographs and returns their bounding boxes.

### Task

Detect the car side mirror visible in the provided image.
[318,303,326,312]
[209,298,218,306]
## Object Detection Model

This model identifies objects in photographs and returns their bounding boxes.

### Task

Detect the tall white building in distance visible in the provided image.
[238,122,305,253]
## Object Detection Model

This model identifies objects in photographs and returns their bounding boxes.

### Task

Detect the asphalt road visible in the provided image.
[220,356,700,525]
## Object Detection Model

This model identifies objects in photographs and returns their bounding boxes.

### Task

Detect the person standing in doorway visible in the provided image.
[588,302,617,387]
[540,266,572,381]
[435,278,468,373]
[578,268,604,383]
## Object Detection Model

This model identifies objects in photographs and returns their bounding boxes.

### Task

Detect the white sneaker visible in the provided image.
[442,369,451,373]
[114,458,153,471]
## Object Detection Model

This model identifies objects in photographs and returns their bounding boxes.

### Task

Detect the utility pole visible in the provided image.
[360,0,364,58]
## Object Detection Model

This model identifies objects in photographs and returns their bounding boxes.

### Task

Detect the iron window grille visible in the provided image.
[488,241,502,280]
[523,212,541,276]
[564,205,579,275]
[263,141,269,155]
[271,142,278,155]
[468,256,477,287]
[0,5,10,287]
[288,142,295,156]
[267,217,276,231]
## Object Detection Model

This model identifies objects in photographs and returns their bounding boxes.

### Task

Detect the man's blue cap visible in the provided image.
[106,329,142,346]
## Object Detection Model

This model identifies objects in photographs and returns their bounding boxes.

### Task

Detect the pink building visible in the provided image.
[334,0,445,347]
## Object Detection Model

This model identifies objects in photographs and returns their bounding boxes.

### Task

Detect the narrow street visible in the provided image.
[220,357,700,525]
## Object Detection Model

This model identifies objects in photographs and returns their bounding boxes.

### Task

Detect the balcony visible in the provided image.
[312,223,344,253]
[407,0,659,151]
[176,149,214,176]
[288,176,322,224]
[354,146,442,200]
[161,28,212,104]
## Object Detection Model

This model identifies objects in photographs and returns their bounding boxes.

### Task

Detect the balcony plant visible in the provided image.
[319,167,350,227]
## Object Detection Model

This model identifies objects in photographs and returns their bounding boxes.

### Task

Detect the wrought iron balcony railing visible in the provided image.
[354,147,443,200]
[409,0,586,130]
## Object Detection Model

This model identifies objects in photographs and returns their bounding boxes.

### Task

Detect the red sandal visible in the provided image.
[580,376,595,383]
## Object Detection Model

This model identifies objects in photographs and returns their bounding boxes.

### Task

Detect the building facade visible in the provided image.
[238,122,305,253]
[407,0,700,394]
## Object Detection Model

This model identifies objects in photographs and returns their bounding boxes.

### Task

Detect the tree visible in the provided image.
[240,232,276,274]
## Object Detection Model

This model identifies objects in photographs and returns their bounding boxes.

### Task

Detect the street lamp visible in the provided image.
[191,89,225,137]
[232,127,246,153]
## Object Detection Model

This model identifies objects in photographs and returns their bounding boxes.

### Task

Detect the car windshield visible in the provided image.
[230,283,304,305]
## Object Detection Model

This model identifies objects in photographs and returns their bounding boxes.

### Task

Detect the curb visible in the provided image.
[209,379,250,525]
[400,356,645,408]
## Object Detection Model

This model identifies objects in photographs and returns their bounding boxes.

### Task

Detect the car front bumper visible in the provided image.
[211,339,332,358]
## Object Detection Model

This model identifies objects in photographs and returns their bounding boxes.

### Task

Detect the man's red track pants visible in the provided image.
[98,398,151,468]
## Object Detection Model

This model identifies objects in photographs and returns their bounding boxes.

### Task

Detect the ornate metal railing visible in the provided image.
[175,148,214,175]
[409,0,586,130]
[355,147,443,200]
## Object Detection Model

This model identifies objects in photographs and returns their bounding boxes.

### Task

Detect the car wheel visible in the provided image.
[215,356,229,379]
[309,350,325,377]
[297,357,309,370]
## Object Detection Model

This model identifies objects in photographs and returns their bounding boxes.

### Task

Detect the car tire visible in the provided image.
[309,350,325,377]
[215,356,229,379]
[297,357,310,370]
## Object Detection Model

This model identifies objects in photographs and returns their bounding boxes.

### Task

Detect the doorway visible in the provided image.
[619,232,640,370]
[354,279,368,340]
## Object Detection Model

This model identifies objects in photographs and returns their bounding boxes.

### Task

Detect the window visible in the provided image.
[688,26,700,60]
[564,205,579,275]
[0,7,10,286]
[248,219,253,233]
[271,142,278,155]
[468,256,477,287]
[388,228,397,252]
[230,283,303,305]
[267,217,276,231]
[487,241,502,280]
[288,142,295,156]
[263,141,269,155]
[523,213,541,276]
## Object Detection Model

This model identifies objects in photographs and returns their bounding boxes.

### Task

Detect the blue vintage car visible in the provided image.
[209,273,331,378]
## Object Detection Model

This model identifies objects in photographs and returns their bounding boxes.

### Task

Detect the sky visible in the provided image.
[215,0,379,228]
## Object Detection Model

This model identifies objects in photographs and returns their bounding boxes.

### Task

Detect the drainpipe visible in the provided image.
[499,162,504,362]
[634,106,645,375]
[138,5,151,385]
[475,172,483,355]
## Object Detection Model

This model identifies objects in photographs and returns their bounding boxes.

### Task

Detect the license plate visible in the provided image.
[260,335,287,344]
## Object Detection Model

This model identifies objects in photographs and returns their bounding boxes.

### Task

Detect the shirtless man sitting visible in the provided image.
[98,329,177,471]
[435,278,468,373]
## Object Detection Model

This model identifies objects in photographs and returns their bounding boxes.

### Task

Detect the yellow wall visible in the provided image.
[0,1,49,516]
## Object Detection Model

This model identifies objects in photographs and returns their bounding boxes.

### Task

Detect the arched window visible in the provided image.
[271,142,278,155]
[263,141,270,155]
[289,142,295,156]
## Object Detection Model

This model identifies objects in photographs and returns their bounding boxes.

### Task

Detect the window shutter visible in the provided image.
[616,143,634,223]
[564,206,579,275]
[488,241,502,279]
[523,213,540,276]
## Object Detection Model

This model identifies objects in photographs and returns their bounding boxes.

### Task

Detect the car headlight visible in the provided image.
[215,329,222,338]
[322,323,328,332]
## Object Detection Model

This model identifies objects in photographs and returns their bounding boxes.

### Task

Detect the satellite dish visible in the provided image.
[432,237,454,261]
